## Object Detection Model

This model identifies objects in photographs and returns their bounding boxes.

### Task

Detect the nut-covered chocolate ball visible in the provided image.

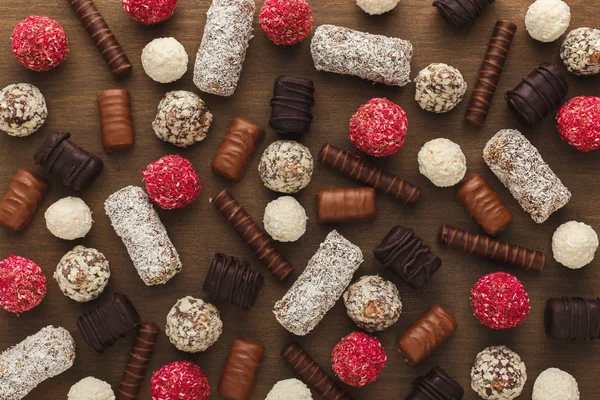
[0,83,47,137]
[258,140,313,194]
[165,296,223,353]
[414,63,467,113]
[560,28,600,76]
[471,345,527,400]
[54,246,110,303]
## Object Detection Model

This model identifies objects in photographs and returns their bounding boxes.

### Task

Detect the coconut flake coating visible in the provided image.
[259,140,314,194]
[45,196,93,240]
[471,345,527,400]
[141,37,188,83]
[266,379,313,400]
[552,221,598,269]
[67,376,115,400]
[414,63,467,113]
[525,0,571,43]
[556,96,600,152]
[331,331,387,387]
[0,83,47,137]
[122,0,178,25]
[0,255,47,314]
[263,196,308,242]
[11,16,69,72]
[356,0,400,15]
[165,296,223,353]
[560,28,600,76]
[532,368,579,400]
[151,361,210,400]
[418,138,466,187]
[259,0,313,45]
[311,24,413,87]
[0,326,75,400]
[54,246,110,302]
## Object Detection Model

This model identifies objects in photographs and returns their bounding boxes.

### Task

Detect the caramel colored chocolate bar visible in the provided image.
[465,20,517,126]
[98,89,134,153]
[456,174,512,236]
[218,339,264,400]
[438,224,546,272]
[397,305,457,365]
[317,187,376,223]
[0,169,48,232]
[117,322,159,400]
[212,118,264,181]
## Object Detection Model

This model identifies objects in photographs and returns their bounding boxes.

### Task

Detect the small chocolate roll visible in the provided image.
[117,322,159,400]
[433,0,494,29]
[0,168,48,232]
[212,118,264,181]
[317,187,376,223]
[405,366,464,400]
[98,89,134,153]
[545,297,600,341]
[218,339,264,400]
[269,76,315,135]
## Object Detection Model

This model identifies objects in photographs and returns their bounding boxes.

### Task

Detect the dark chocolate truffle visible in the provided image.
[269,76,314,135]
[545,297,600,340]
[405,366,464,400]
[433,0,494,28]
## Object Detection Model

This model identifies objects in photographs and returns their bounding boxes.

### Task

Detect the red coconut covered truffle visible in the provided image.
[11,16,69,72]
[0,255,47,314]
[556,96,600,152]
[331,331,387,387]
[142,154,202,210]
[151,361,210,400]
[470,272,530,330]
[259,0,314,46]
[349,98,408,157]
[122,0,178,25]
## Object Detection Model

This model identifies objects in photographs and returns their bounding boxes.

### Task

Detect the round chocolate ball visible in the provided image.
[560,28,600,76]
[259,0,313,45]
[533,368,579,400]
[0,255,47,314]
[356,0,400,15]
[331,331,386,387]
[122,0,178,25]
[151,361,210,400]
[263,196,307,242]
[556,96,600,152]
[525,0,571,43]
[266,379,312,400]
[141,37,188,83]
[165,296,222,353]
[11,16,68,72]
[67,376,115,400]
[258,140,314,194]
[54,246,110,303]
[552,220,598,269]
[471,345,527,400]
[0,83,47,137]
[45,197,93,240]
[418,138,466,187]
[414,63,467,113]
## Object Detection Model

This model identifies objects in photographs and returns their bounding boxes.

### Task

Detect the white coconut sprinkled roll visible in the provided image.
[193,0,255,97]
[104,186,182,285]
[310,24,413,87]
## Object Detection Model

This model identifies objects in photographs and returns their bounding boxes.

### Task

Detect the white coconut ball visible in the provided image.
[525,0,571,43]
[67,376,115,400]
[533,368,579,400]
[45,197,93,240]
[266,378,313,400]
[263,196,307,242]
[552,221,598,269]
[417,138,466,187]
[141,37,188,83]
[356,0,400,15]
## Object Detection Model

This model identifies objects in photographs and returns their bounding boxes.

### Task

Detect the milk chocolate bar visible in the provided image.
[218,339,264,400]
[433,0,494,28]
[545,297,600,341]
[317,187,376,223]
[117,322,159,400]
[98,89,134,153]
[405,366,464,399]
[0,168,47,232]
[212,118,264,181]
[269,76,315,135]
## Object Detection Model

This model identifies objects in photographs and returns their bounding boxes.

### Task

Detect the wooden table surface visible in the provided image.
[1,0,599,399]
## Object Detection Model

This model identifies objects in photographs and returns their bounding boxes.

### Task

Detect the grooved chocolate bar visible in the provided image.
[98,89,134,153]
[117,322,159,400]
[218,339,264,400]
[317,187,376,223]
[212,118,264,181]
[0,168,48,232]
[545,297,600,341]
[405,366,464,399]
[269,76,315,135]
[433,0,494,28]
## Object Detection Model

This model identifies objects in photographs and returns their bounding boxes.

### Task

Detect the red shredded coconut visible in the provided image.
[349,98,408,158]
[259,0,313,46]
[11,16,69,72]
[0,255,47,315]
[470,272,530,330]
[556,96,600,152]
[331,331,387,387]
[143,154,202,210]
[151,361,210,400]
[122,0,178,25]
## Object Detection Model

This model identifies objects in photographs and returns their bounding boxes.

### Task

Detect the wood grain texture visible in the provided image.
[0,0,599,399]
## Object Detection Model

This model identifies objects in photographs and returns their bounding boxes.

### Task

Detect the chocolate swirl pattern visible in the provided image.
[97,89,134,153]
[317,187,376,223]
[269,76,315,135]
[212,118,264,181]
[218,339,264,400]
[433,0,495,28]
[405,366,464,400]
[545,297,600,341]
[0,169,48,232]
[117,322,159,400]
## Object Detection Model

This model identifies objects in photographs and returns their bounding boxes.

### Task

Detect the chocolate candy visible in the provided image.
[98,89,134,153]
[433,0,494,29]
[397,305,457,365]
[117,322,159,400]
[505,62,569,126]
[465,20,517,126]
[319,144,421,205]
[374,225,441,289]
[438,224,546,272]
[317,187,376,223]
[33,132,103,191]
[281,342,354,400]
[212,189,293,281]
[218,339,264,400]
[0,168,47,232]
[545,297,600,341]
[77,293,141,353]
[203,253,264,309]
[212,118,264,181]
[405,366,464,400]
[269,76,315,135]
[456,173,512,236]
[70,0,132,78]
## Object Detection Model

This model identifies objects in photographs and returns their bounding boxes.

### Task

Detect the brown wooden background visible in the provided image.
[1,0,599,398]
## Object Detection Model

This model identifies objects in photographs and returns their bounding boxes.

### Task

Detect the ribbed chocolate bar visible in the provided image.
[212,189,293,281]
[98,89,134,152]
[433,0,494,28]
[0,169,48,232]
[212,118,264,181]
[117,322,159,400]
[405,366,464,400]
[218,339,264,400]
[545,297,600,341]
[465,20,517,126]
[319,144,421,205]
[269,76,315,135]
[317,187,376,223]
[438,224,546,272]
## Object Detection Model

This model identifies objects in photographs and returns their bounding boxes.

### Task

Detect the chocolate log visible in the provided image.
[203,253,264,309]
[33,132,103,191]
[317,187,376,223]
[433,0,494,29]
[281,342,354,400]
[374,225,441,289]
[212,189,293,281]
[397,305,457,365]
[97,89,134,153]
[545,297,600,341]
[70,0,132,78]
[438,224,546,272]
[0,168,48,232]
[405,366,464,400]
[505,62,568,126]
[319,144,421,205]
[212,118,264,181]
[117,322,159,400]
[456,173,512,236]
[269,76,315,135]
[465,20,517,126]
[218,338,265,400]
[77,293,141,353]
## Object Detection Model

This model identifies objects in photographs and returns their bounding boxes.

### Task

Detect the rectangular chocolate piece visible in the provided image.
[117,322,159,400]
[218,338,264,400]
[317,187,376,223]
[405,366,464,400]
[0,168,47,232]
[98,89,134,153]
[212,118,264,181]
[545,297,600,341]
[269,76,315,135]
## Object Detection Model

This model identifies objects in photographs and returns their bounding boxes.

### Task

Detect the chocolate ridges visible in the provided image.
[212,118,264,181]
[98,89,134,153]
[117,322,159,400]
[545,297,600,341]
[317,187,376,223]
[0,169,48,232]
[319,144,421,205]
[465,20,517,126]
[433,0,494,28]
[405,366,465,400]
[374,225,441,289]
[269,76,315,135]
[212,189,293,281]
[438,224,546,272]
[218,339,265,400]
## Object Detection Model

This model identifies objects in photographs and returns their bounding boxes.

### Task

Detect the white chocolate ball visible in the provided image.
[54,246,110,302]
[165,296,223,353]
[264,196,307,242]
[141,37,188,83]
[417,138,466,187]
[525,0,571,43]
[45,197,93,240]
[533,368,579,400]
[266,379,313,400]
[356,0,400,15]
[552,221,598,269]
[67,377,115,400]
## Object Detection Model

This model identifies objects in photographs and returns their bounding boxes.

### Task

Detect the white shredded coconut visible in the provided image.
[532,368,579,400]
[525,0,571,42]
[258,140,314,194]
[414,63,466,113]
[266,378,313,400]
[418,138,466,187]
[67,376,115,400]
[470,345,527,400]
[165,296,223,353]
[263,196,307,242]
[54,246,110,302]
[141,37,188,83]
[356,0,400,15]
[0,83,47,137]
[45,196,93,240]
[560,28,600,76]
[552,221,598,269]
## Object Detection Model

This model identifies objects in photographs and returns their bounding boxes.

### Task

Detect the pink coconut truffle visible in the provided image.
[151,361,210,400]
[556,96,600,152]
[0,255,47,314]
[331,331,387,387]
[11,16,68,72]
[259,0,313,46]
[122,0,178,25]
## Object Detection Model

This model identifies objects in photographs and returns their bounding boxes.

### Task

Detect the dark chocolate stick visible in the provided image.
[433,0,494,29]
[405,366,464,400]
[269,76,315,135]
[117,322,159,400]
[0,169,48,232]
[545,297,600,341]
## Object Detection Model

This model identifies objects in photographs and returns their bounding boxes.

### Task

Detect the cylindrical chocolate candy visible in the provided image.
[465,20,517,126]
[456,173,512,236]
[397,305,457,365]
[269,76,315,135]
[317,187,376,224]
[433,0,494,28]
[218,338,265,400]
[97,89,134,153]
[545,297,600,341]
[405,366,464,400]
[0,168,48,232]
[105,186,182,285]
[212,118,264,181]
